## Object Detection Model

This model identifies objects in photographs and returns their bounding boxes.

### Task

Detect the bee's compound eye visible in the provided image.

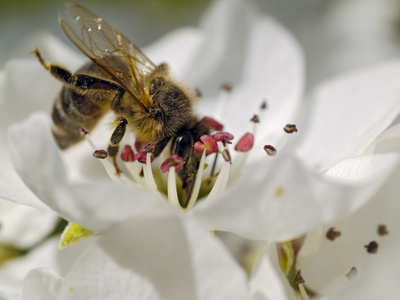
[149,77,165,95]
[172,132,193,161]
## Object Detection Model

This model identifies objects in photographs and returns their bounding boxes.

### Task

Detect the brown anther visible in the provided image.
[260,100,267,110]
[364,241,378,254]
[93,150,108,159]
[250,115,260,123]
[293,269,305,284]
[222,149,231,162]
[221,82,233,91]
[346,267,358,281]
[326,227,341,241]
[79,127,89,137]
[263,145,277,156]
[284,124,298,134]
[377,224,388,236]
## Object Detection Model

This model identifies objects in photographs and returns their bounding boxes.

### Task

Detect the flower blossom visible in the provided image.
[1,0,400,299]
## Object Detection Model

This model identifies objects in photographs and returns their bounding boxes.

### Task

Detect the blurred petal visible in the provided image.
[58,211,248,300]
[250,244,296,300]
[23,267,63,300]
[0,238,59,300]
[0,201,58,249]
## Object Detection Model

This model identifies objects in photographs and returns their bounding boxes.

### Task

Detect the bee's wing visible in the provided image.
[60,3,157,110]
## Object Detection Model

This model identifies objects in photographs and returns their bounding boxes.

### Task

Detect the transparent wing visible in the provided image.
[60,3,157,110]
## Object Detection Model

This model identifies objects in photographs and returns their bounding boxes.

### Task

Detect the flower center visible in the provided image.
[85,84,298,211]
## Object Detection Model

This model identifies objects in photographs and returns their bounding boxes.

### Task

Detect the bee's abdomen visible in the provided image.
[52,86,104,149]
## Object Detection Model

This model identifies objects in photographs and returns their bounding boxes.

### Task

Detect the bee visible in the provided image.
[34,4,212,207]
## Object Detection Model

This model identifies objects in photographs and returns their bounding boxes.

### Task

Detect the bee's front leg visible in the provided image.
[107,117,128,176]
[33,48,125,98]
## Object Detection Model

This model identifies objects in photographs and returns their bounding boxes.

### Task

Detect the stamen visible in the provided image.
[81,128,126,184]
[222,149,231,162]
[326,227,341,241]
[346,267,358,281]
[201,117,224,131]
[377,224,388,236]
[134,152,153,164]
[207,160,230,199]
[234,132,254,152]
[186,150,207,211]
[284,124,298,134]
[167,166,181,209]
[142,153,157,193]
[260,100,268,110]
[213,132,234,146]
[364,241,378,254]
[263,145,277,156]
[214,83,233,120]
[293,270,310,300]
[160,155,184,173]
[120,145,135,162]
[194,135,218,155]
[93,150,108,159]
[250,115,260,123]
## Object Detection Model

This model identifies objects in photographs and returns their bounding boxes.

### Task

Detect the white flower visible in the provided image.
[2,0,400,298]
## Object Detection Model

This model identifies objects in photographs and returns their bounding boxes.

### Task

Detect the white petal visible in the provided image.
[7,112,167,231]
[249,244,296,300]
[0,200,58,249]
[298,140,400,297]
[58,212,248,300]
[296,60,400,171]
[192,152,398,241]
[8,112,68,201]
[0,238,59,300]
[22,267,63,300]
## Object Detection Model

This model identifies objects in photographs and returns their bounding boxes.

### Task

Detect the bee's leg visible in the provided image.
[107,117,128,176]
[33,48,125,97]
[152,136,171,158]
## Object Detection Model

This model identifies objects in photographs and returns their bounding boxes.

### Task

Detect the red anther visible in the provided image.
[121,145,135,162]
[160,155,184,173]
[194,135,218,155]
[134,152,153,164]
[201,116,224,131]
[213,131,234,142]
[134,139,143,152]
[93,150,108,159]
[235,132,254,152]
[143,142,156,153]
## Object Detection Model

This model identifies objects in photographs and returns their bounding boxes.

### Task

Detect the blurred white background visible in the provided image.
[1,0,400,89]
